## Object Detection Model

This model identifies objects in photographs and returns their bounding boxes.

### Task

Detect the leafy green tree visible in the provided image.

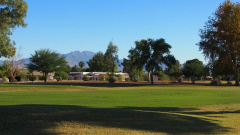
[197,0,240,85]
[207,59,233,81]
[0,60,9,77]
[61,64,71,73]
[130,38,175,84]
[55,71,69,80]
[154,71,168,81]
[71,65,80,72]
[165,60,182,79]
[104,41,119,76]
[87,52,105,72]
[27,74,37,82]
[182,59,204,84]
[78,61,85,69]
[121,58,131,73]
[27,49,67,83]
[0,0,28,58]
[127,47,144,81]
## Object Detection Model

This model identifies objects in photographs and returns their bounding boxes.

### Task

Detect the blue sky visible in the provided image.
[10,0,238,64]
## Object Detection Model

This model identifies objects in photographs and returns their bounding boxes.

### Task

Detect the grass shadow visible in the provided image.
[0,105,230,134]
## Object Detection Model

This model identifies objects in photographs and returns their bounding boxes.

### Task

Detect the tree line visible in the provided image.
[1,0,240,85]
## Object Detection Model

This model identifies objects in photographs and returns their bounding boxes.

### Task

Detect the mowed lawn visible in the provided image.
[0,84,239,135]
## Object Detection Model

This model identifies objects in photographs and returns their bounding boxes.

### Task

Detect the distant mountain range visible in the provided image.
[0,50,124,71]
[1,50,191,71]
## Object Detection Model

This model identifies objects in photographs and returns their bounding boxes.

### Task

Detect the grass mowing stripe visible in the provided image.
[0,86,239,108]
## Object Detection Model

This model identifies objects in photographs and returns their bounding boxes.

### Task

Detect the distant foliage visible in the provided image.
[178,77,183,83]
[109,77,117,83]
[83,75,89,81]
[55,71,69,80]
[28,75,37,81]
[125,78,130,82]
[39,75,45,80]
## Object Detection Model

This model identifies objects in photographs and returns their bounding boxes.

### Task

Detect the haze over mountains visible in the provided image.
[0,50,179,71]
[0,50,124,71]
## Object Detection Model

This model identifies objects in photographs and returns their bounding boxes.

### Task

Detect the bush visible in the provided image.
[178,77,183,83]
[125,78,130,82]
[170,76,176,82]
[133,75,140,82]
[142,73,149,81]
[109,76,117,83]
[83,75,89,81]
[210,79,222,84]
[2,77,9,83]
[28,75,37,81]
[55,71,69,80]
[99,75,105,81]
[49,79,57,81]
[227,81,232,84]
[104,76,109,81]
[117,75,123,81]
[39,75,45,80]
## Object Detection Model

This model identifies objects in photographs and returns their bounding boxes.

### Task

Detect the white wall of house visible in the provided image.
[69,72,129,81]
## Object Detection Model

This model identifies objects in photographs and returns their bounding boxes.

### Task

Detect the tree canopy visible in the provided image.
[27,49,67,82]
[0,0,28,58]
[182,59,204,84]
[197,0,240,85]
[165,60,182,79]
[129,38,175,84]
[87,52,105,72]
[78,61,85,69]
[104,41,119,75]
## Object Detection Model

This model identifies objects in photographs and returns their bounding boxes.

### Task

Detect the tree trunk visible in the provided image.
[44,72,47,83]
[148,71,150,82]
[234,68,239,86]
[151,70,153,85]
[191,76,195,84]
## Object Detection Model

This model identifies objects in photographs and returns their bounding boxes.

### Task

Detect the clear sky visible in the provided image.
[9,0,239,64]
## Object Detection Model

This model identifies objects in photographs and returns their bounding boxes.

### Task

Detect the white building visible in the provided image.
[69,72,129,81]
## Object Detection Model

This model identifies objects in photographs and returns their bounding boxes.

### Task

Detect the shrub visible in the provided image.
[142,73,149,81]
[133,75,140,82]
[210,79,222,84]
[49,79,57,81]
[109,76,117,83]
[83,75,89,81]
[104,76,109,81]
[55,71,69,80]
[99,75,105,81]
[227,81,232,84]
[170,76,176,82]
[125,78,130,82]
[28,75,37,81]
[178,77,183,83]
[39,75,45,80]
[2,77,9,83]
[117,75,123,81]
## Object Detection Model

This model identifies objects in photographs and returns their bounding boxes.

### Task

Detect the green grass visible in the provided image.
[0,84,240,134]
[0,84,239,107]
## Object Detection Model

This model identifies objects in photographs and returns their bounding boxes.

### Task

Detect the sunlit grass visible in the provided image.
[0,84,239,134]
